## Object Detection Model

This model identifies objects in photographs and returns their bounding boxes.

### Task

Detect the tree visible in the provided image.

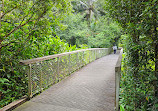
[0,0,73,108]
[104,0,157,110]
[57,1,122,48]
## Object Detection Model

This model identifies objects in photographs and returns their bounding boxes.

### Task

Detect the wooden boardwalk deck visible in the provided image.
[14,53,119,111]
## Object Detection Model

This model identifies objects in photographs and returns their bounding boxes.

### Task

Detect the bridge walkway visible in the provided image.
[14,53,119,111]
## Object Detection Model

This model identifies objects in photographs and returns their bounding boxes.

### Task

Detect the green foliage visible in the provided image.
[0,34,81,108]
[120,35,157,110]
[57,1,122,48]
[56,13,90,47]
[0,0,122,108]
[120,104,125,111]
[104,0,158,110]
[0,0,74,108]
[88,17,122,48]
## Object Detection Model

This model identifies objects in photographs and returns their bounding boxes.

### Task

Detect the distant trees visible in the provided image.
[57,0,122,48]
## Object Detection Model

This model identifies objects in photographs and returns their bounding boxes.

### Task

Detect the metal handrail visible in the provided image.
[20,48,112,98]
[20,48,107,65]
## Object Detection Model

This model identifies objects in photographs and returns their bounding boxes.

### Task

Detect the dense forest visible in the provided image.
[0,0,157,110]
[105,1,157,110]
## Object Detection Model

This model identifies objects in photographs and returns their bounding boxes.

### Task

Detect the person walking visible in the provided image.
[113,45,117,54]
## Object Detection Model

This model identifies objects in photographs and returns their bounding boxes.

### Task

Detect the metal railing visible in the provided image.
[115,48,123,111]
[20,48,112,98]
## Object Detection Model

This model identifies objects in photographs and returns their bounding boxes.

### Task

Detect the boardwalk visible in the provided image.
[14,53,119,111]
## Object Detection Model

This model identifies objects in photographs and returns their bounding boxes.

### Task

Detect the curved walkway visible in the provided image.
[14,53,119,111]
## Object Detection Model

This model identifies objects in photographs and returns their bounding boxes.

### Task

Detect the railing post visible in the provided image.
[103,49,105,56]
[101,50,102,57]
[40,62,43,92]
[28,64,32,98]
[92,50,94,61]
[83,51,85,66]
[100,50,102,57]
[89,50,91,63]
[68,54,71,74]
[100,49,103,57]
[103,49,104,57]
[95,50,96,60]
[76,52,79,69]
[115,67,121,111]
[57,57,60,81]
[97,50,98,59]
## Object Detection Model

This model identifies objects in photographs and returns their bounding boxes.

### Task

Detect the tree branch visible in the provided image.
[4,5,47,39]
[4,15,34,38]
[19,1,37,26]
[0,40,17,49]
[1,20,15,25]
[0,6,18,19]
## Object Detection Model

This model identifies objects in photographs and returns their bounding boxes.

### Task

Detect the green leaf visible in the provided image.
[0,78,9,83]
[120,104,125,111]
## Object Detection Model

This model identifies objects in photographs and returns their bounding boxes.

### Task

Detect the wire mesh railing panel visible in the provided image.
[105,49,108,56]
[99,50,102,57]
[99,50,102,58]
[20,48,111,97]
[69,53,78,73]
[89,50,92,62]
[31,63,41,95]
[100,50,103,57]
[84,50,90,64]
[91,50,96,62]
[59,55,69,80]
[103,50,105,56]
[96,50,99,59]
[40,59,57,89]
[77,52,82,68]
[80,51,85,67]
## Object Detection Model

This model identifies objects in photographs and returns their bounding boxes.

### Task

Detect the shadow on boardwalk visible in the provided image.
[14,53,119,111]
